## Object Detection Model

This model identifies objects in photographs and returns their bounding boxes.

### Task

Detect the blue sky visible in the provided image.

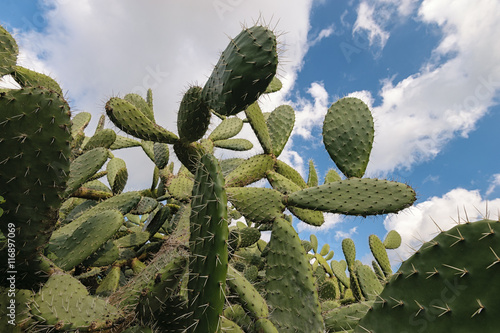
[1,0,500,267]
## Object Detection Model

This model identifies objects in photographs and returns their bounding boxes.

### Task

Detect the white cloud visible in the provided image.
[309,25,335,46]
[12,0,315,190]
[366,0,500,175]
[334,226,358,241]
[353,2,390,49]
[297,213,343,233]
[292,81,330,140]
[384,188,500,262]
[486,174,500,197]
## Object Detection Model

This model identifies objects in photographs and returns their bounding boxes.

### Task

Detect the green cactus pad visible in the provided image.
[48,209,123,270]
[225,154,275,187]
[223,304,252,331]
[306,160,319,187]
[245,102,273,154]
[144,205,171,236]
[239,227,261,248]
[264,76,283,94]
[227,264,269,319]
[274,160,308,188]
[310,234,319,253]
[214,138,253,151]
[266,217,325,332]
[13,66,63,95]
[285,178,416,216]
[342,238,356,268]
[82,240,119,267]
[221,317,245,332]
[331,260,350,289]
[82,128,116,151]
[356,264,383,301]
[110,134,142,150]
[319,279,340,301]
[95,265,121,296]
[209,117,244,141]
[168,176,194,201]
[356,219,500,333]
[368,234,392,277]
[107,157,128,194]
[70,112,91,137]
[105,97,179,143]
[255,318,280,333]
[266,170,324,226]
[323,97,374,178]
[131,196,158,215]
[0,25,18,76]
[124,92,155,122]
[324,168,342,184]
[226,187,285,224]
[266,105,295,157]
[188,153,228,333]
[324,301,373,332]
[383,229,402,249]
[177,86,211,142]
[65,147,109,196]
[153,142,169,169]
[0,87,71,285]
[30,273,122,331]
[114,230,150,248]
[220,158,244,177]
[173,140,207,173]
[202,25,278,116]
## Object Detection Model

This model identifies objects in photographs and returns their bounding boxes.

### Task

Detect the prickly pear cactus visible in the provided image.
[355,219,500,333]
[0,21,422,333]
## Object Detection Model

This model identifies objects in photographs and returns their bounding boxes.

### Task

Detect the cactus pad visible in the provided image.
[356,219,500,332]
[202,25,278,116]
[323,97,374,178]
[286,178,416,216]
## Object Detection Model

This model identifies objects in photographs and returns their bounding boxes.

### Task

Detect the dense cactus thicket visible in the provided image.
[0,22,497,333]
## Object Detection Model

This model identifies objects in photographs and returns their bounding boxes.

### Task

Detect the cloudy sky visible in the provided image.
[1,0,500,267]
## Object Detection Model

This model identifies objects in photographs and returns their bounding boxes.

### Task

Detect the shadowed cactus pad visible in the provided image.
[355,219,500,333]
[202,25,278,116]
[30,273,123,331]
[0,25,18,76]
[177,86,211,143]
[0,87,71,286]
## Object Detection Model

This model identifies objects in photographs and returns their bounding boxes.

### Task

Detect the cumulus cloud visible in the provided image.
[486,174,500,197]
[365,0,500,175]
[292,81,330,140]
[297,213,343,233]
[384,188,500,263]
[12,0,315,190]
[353,2,390,49]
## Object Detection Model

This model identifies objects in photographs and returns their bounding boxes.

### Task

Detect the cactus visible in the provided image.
[266,218,325,332]
[0,22,424,333]
[355,219,500,332]
[188,153,228,333]
[202,25,278,116]
[0,86,71,287]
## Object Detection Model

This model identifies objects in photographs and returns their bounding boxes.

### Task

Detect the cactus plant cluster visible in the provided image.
[0,21,495,333]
